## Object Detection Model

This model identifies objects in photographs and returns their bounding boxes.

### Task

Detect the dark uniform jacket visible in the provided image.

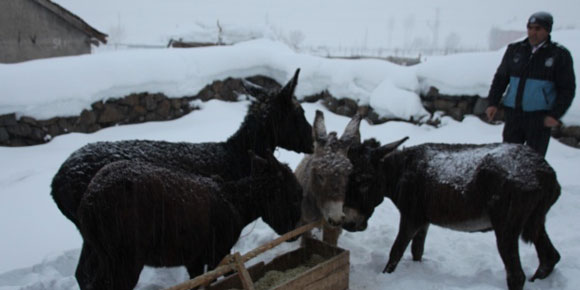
[488,36,576,120]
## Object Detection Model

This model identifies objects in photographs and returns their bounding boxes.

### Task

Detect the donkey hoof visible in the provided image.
[530,267,552,282]
[383,262,397,273]
[507,273,525,290]
[531,255,560,282]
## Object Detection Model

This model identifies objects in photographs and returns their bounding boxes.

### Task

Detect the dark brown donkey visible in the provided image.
[344,138,561,290]
[76,152,302,290]
[51,69,313,229]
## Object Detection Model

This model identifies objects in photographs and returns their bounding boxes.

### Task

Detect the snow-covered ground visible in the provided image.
[2,1,580,289]
[1,98,580,290]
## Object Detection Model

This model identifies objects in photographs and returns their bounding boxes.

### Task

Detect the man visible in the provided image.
[486,11,576,156]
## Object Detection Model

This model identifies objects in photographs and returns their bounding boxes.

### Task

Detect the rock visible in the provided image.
[144,95,158,111]
[303,91,329,103]
[473,98,489,115]
[0,128,9,142]
[246,76,281,90]
[558,137,579,148]
[433,99,456,111]
[79,110,97,126]
[447,107,465,121]
[7,123,32,137]
[0,114,17,126]
[30,127,47,141]
[99,104,126,124]
[153,93,165,103]
[20,116,38,126]
[171,99,182,110]
[561,126,580,139]
[91,101,104,111]
[456,99,471,112]
[425,86,439,99]
[156,100,171,119]
[322,96,339,112]
[121,93,140,106]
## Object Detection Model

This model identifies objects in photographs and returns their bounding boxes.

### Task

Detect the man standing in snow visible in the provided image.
[486,11,576,156]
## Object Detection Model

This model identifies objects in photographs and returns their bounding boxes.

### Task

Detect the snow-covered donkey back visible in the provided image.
[295,110,361,245]
[50,69,313,228]
[344,139,561,290]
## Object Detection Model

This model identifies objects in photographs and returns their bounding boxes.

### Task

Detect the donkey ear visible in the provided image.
[241,79,267,101]
[313,110,327,143]
[278,68,300,102]
[373,137,409,161]
[339,113,363,149]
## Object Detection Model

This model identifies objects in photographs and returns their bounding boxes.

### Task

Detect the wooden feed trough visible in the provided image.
[165,220,350,290]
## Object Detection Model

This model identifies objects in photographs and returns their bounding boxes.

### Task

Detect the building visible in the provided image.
[0,0,107,63]
[488,27,525,51]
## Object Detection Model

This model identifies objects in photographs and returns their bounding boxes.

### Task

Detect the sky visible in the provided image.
[52,0,580,54]
[2,1,580,289]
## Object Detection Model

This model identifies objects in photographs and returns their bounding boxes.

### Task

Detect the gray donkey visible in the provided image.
[295,110,362,245]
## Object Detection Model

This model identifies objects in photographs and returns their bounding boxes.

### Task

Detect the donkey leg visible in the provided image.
[383,216,422,273]
[530,225,560,281]
[75,243,99,290]
[185,259,205,279]
[184,258,209,290]
[411,224,430,262]
[494,230,525,290]
[109,260,144,290]
[99,247,145,290]
[322,224,342,246]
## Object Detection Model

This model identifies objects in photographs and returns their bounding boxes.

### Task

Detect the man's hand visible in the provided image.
[544,116,560,127]
[485,106,498,122]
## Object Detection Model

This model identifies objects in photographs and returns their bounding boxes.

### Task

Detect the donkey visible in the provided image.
[75,151,302,290]
[343,138,561,290]
[295,110,361,245]
[51,69,313,228]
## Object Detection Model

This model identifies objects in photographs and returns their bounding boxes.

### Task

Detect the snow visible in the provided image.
[3,33,579,124]
[2,1,580,289]
[0,39,421,120]
[370,77,429,120]
[3,101,580,290]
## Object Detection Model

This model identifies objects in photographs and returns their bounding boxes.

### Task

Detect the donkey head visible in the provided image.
[249,151,303,235]
[343,137,408,231]
[306,110,361,227]
[244,69,314,154]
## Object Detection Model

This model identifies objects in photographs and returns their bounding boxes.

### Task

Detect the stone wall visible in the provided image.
[308,85,580,149]
[419,86,580,149]
[0,76,275,146]
[0,93,196,146]
[1,78,579,150]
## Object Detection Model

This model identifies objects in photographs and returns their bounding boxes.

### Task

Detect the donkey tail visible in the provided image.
[521,172,561,243]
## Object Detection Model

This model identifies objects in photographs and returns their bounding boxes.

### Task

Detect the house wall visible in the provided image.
[0,0,91,63]
[488,27,526,51]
